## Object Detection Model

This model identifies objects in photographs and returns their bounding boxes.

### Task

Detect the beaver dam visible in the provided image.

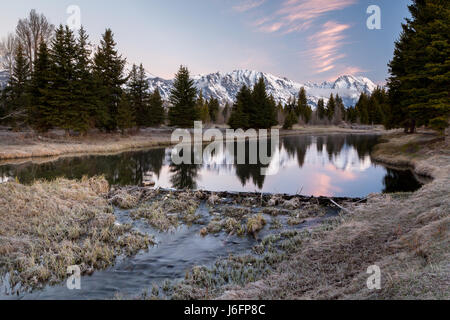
[0,133,435,300]
[1,183,364,300]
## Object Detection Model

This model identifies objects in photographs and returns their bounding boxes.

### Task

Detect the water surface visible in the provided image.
[0,134,422,197]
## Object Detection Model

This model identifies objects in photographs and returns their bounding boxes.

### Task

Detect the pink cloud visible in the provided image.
[307,21,351,73]
[252,0,357,34]
[233,0,266,13]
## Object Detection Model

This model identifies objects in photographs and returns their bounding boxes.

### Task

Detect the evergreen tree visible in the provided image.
[346,106,358,124]
[368,87,388,125]
[168,66,198,127]
[317,99,326,120]
[326,94,336,121]
[251,77,277,128]
[128,63,150,128]
[148,88,165,126]
[72,26,95,133]
[196,90,210,123]
[208,98,220,123]
[30,41,53,131]
[387,0,450,133]
[93,28,127,131]
[222,102,231,124]
[335,94,346,123]
[228,85,251,129]
[8,42,31,127]
[47,25,78,132]
[297,87,312,123]
[283,110,297,129]
[117,93,135,134]
[355,93,370,124]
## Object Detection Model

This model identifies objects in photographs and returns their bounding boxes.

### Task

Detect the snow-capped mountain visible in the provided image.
[0,66,377,108]
[147,70,377,108]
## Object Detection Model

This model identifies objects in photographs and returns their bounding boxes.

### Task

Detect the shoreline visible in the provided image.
[213,131,449,300]
[0,126,384,166]
[0,131,447,299]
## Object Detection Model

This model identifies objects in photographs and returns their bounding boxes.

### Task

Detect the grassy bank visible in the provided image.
[213,132,449,299]
[134,131,447,300]
[0,177,152,293]
[0,126,384,164]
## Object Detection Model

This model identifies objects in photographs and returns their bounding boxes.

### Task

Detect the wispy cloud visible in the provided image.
[307,21,350,73]
[233,0,266,13]
[233,0,362,78]
[254,0,357,34]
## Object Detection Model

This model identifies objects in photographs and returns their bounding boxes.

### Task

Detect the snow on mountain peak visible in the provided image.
[0,64,377,109]
[147,70,377,108]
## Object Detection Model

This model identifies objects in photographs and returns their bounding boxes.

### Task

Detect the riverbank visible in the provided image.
[0,126,384,165]
[212,131,449,299]
[125,131,447,300]
[2,130,445,300]
[0,177,152,294]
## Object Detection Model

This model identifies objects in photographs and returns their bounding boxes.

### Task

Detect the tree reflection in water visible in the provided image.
[0,134,423,196]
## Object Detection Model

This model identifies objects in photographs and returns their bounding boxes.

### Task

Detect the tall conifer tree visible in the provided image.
[93,28,127,131]
[387,0,450,133]
[168,66,198,127]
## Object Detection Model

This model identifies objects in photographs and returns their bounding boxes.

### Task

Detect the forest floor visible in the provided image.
[0,125,384,165]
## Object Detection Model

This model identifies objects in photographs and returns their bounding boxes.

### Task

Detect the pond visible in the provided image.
[0,134,424,300]
[0,134,422,198]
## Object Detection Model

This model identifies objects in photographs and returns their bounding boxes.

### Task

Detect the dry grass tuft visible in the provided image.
[247,214,267,237]
[0,177,151,291]
[130,193,200,232]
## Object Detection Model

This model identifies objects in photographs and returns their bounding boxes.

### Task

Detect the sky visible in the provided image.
[0,0,412,84]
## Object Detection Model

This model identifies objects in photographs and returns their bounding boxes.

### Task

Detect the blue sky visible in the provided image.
[0,0,411,83]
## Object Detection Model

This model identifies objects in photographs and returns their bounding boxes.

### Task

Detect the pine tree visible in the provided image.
[297,87,312,123]
[346,106,358,123]
[168,66,198,127]
[30,41,53,131]
[326,94,336,121]
[93,28,127,131]
[128,63,150,128]
[356,93,370,124]
[196,90,210,123]
[222,102,231,124]
[228,85,250,129]
[72,26,95,134]
[46,25,78,132]
[208,98,220,123]
[8,42,31,127]
[387,0,450,133]
[251,77,277,128]
[148,88,165,126]
[317,99,326,120]
[283,110,297,129]
[334,94,346,124]
[117,93,135,134]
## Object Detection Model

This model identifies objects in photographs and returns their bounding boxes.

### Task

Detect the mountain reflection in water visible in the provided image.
[0,134,422,197]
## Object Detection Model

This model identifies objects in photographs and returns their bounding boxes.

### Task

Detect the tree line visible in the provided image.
[1,1,448,134]
[0,11,164,133]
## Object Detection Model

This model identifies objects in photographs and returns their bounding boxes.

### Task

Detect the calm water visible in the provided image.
[0,134,421,197]
[0,134,424,300]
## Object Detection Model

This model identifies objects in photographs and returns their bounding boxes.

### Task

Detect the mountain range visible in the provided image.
[147,70,377,108]
[0,68,377,108]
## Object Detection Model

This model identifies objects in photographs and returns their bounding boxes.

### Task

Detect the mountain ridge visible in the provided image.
[147,69,377,108]
[0,67,377,108]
